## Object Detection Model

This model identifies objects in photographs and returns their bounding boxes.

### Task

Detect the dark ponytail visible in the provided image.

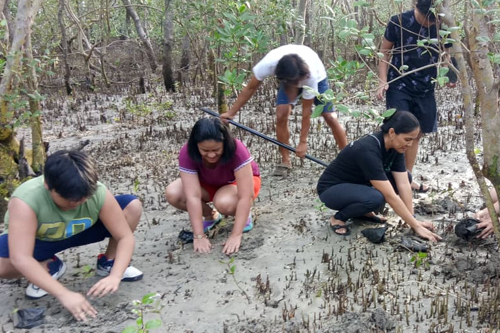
[381,111,420,134]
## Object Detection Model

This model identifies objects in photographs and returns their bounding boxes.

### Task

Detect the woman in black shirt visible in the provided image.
[317,111,440,242]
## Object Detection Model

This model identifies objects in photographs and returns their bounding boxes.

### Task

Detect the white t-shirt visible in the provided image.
[252,45,327,100]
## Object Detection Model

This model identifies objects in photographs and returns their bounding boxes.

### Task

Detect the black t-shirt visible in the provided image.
[317,131,406,195]
[385,10,446,96]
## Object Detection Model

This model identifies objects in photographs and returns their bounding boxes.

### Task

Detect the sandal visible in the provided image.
[330,224,351,236]
[203,211,222,232]
[272,163,292,177]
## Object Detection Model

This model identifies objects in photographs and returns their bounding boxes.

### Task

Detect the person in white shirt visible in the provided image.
[221,45,347,176]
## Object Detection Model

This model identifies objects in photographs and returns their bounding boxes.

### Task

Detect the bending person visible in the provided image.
[317,111,441,242]
[220,44,347,176]
[0,150,143,322]
[165,118,261,255]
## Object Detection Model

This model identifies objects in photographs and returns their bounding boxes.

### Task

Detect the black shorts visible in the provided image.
[386,89,437,133]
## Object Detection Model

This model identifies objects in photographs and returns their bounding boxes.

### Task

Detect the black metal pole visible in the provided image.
[201,107,329,167]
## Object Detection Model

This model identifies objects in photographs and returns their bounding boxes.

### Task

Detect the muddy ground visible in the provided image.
[1,84,500,333]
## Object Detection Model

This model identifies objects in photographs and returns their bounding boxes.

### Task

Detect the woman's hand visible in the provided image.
[223,235,243,255]
[57,290,97,322]
[414,223,442,242]
[87,276,121,299]
[193,237,212,253]
[419,220,436,231]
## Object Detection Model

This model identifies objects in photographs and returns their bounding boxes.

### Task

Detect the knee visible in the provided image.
[364,191,385,210]
[165,184,181,205]
[0,258,14,279]
[124,199,142,229]
[323,113,340,127]
[213,198,235,216]
[276,105,290,125]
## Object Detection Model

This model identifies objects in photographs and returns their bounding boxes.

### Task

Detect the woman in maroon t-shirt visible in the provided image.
[165,118,261,255]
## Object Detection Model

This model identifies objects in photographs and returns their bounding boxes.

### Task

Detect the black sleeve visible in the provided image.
[391,153,407,172]
[356,145,389,181]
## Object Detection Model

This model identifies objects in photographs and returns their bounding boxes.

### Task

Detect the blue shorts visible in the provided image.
[386,89,437,133]
[0,195,137,261]
[276,77,334,113]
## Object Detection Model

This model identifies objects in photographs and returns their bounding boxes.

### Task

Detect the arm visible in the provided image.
[88,190,135,297]
[393,171,413,213]
[223,164,254,255]
[370,180,441,242]
[180,172,212,253]
[7,198,96,321]
[220,76,262,122]
[295,98,314,158]
[377,38,394,100]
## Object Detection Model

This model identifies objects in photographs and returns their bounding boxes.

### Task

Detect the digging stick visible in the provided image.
[200,107,329,167]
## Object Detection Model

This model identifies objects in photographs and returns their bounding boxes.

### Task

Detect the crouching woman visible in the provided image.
[165,117,261,255]
[317,111,441,242]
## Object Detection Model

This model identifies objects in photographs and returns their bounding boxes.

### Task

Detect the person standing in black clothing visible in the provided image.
[377,0,452,193]
[317,111,441,242]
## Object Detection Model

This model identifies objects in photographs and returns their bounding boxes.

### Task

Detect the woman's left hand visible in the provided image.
[223,235,243,255]
[419,220,436,231]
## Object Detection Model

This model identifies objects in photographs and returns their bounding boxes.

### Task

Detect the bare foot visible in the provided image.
[364,212,387,222]
[411,181,430,193]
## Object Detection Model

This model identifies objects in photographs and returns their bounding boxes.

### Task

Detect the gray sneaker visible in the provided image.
[96,254,143,281]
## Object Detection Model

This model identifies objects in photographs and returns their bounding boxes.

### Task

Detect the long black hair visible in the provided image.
[187,117,236,164]
[381,111,420,134]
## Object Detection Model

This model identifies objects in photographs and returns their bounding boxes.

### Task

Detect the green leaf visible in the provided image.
[358,48,372,56]
[338,30,352,40]
[382,108,397,118]
[438,67,449,76]
[350,109,361,117]
[489,53,500,64]
[474,147,481,155]
[439,30,450,37]
[476,36,491,43]
[230,265,236,274]
[417,252,428,259]
[312,105,324,118]
[229,257,235,264]
[142,293,157,304]
[145,319,162,329]
[122,326,138,333]
[323,89,334,100]
[136,317,143,326]
[336,104,350,115]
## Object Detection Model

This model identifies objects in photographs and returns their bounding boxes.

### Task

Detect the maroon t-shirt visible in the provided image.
[179,139,260,187]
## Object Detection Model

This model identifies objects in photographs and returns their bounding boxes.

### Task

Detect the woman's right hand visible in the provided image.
[193,237,212,253]
[376,83,388,100]
[414,223,442,242]
[57,290,97,321]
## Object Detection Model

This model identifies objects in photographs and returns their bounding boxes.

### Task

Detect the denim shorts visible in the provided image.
[0,194,137,261]
[276,77,334,113]
[386,89,437,133]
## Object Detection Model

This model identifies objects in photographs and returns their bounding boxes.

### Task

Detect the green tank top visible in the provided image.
[3,176,107,241]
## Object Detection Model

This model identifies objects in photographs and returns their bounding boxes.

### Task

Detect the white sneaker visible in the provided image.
[96,254,143,282]
[26,256,67,299]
